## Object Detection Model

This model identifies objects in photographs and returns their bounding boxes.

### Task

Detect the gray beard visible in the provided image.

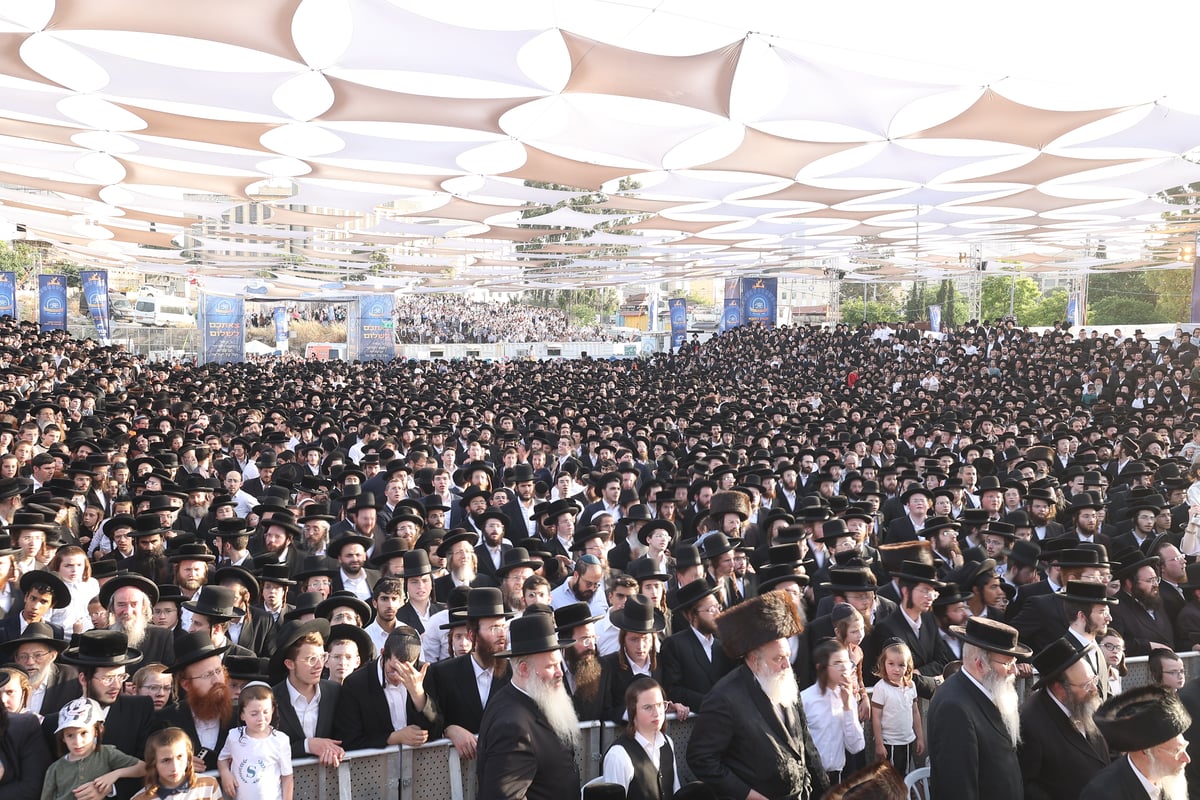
[752,661,800,708]
[523,672,581,750]
[114,614,149,648]
[981,667,1021,745]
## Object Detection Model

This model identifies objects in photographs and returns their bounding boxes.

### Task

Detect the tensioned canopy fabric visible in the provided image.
[0,0,1198,294]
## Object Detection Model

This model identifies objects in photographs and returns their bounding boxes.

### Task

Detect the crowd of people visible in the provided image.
[392,294,619,343]
[0,313,1199,799]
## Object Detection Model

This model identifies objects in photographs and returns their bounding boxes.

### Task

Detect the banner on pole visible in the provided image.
[38,274,67,331]
[80,270,111,343]
[1190,246,1200,323]
[741,277,778,327]
[0,272,15,320]
[199,293,245,364]
[1067,291,1084,328]
[348,295,394,361]
[273,306,288,353]
[721,278,743,332]
[928,304,942,333]
[669,298,687,350]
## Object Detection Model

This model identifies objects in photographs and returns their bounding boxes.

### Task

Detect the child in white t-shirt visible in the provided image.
[217,683,293,800]
[870,638,923,774]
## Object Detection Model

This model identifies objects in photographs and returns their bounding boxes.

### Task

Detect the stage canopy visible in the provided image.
[0,0,1199,293]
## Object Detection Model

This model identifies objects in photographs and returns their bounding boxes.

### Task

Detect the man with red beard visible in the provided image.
[426,587,513,759]
[46,629,154,800]
[152,630,238,772]
[552,602,609,722]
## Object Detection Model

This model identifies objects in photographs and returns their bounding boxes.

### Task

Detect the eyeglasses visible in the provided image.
[94,672,127,686]
[695,606,721,616]
[293,653,328,667]
[1100,642,1124,652]
[15,649,53,662]
[1162,669,1186,677]
[1064,675,1100,689]
[485,623,510,635]
[184,667,224,684]
[639,701,667,713]
[1138,576,1161,586]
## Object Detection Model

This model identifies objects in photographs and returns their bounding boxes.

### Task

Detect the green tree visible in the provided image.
[1028,288,1069,327]
[981,275,1042,322]
[1144,268,1191,322]
[1088,296,1166,325]
[0,240,39,285]
[841,298,904,323]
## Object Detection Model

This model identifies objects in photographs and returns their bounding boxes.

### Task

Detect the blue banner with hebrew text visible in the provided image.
[199,293,244,364]
[81,270,111,343]
[741,277,777,327]
[0,272,15,320]
[669,298,687,350]
[38,274,67,331]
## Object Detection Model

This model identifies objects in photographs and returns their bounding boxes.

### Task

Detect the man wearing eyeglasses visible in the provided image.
[0,621,78,716]
[660,580,735,712]
[270,618,344,767]
[152,631,239,773]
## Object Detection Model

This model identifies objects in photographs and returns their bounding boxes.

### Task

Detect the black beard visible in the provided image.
[566,648,603,705]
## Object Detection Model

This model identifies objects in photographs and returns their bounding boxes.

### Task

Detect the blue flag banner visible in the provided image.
[928,304,942,333]
[669,297,687,349]
[80,270,111,343]
[199,293,245,364]
[0,271,15,320]
[720,278,743,332]
[741,277,778,327]
[273,306,288,352]
[38,274,67,331]
[1067,291,1084,328]
[348,295,394,361]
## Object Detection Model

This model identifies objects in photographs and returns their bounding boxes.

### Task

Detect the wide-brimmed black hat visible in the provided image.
[626,558,671,585]
[98,571,160,607]
[922,516,960,537]
[167,542,215,564]
[182,585,245,621]
[812,518,853,544]
[367,538,407,568]
[554,602,605,633]
[636,518,676,546]
[60,629,143,668]
[674,543,702,570]
[608,594,665,634]
[327,533,373,560]
[270,618,331,677]
[1030,637,1093,690]
[669,579,720,613]
[19,569,71,608]
[494,612,573,658]
[1179,562,1200,591]
[256,561,297,587]
[315,591,373,625]
[1111,546,1161,581]
[214,565,260,605]
[284,591,324,621]
[327,622,377,663]
[460,587,514,620]
[699,532,740,560]
[0,621,67,659]
[949,616,1032,658]
[1007,539,1041,569]
[224,655,270,682]
[570,525,605,552]
[1060,579,1119,606]
[890,560,948,589]
[757,562,810,593]
[821,567,877,595]
[1094,685,1192,752]
[497,547,542,576]
[395,548,432,578]
[165,630,230,674]
[9,511,54,533]
[435,529,478,558]
[293,555,339,583]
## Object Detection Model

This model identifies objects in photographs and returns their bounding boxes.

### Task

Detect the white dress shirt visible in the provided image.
[380,660,409,729]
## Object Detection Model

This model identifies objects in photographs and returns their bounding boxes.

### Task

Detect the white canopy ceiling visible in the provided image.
[0,0,1197,293]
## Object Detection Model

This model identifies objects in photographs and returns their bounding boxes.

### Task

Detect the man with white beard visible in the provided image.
[927,616,1031,800]
[100,572,176,666]
[687,590,830,800]
[476,613,582,800]
[1017,637,1110,800]
[1084,685,1192,800]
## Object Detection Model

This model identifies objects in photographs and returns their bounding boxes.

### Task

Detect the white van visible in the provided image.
[133,295,195,327]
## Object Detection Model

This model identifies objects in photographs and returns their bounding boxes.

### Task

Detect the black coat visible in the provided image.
[864,607,950,699]
[0,614,63,646]
[334,657,440,751]
[34,662,81,717]
[1008,592,1070,654]
[603,651,660,723]
[271,678,341,759]
[659,627,736,711]
[1079,756,1153,800]
[426,653,511,734]
[1017,689,1109,800]
[139,624,177,667]
[433,573,496,604]
[927,670,1023,800]
[476,682,582,800]
[1110,588,1175,655]
[0,711,52,800]
[396,600,445,635]
[474,543,512,583]
[686,664,829,800]
[151,699,234,772]
[232,606,277,658]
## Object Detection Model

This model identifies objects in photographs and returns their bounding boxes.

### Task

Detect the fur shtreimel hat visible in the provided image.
[1094,685,1191,753]
[708,490,751,521]
[877,540,933,573]
[716,589,803,661]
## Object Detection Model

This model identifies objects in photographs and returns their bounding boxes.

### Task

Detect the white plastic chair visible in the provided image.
[905,766,931,800]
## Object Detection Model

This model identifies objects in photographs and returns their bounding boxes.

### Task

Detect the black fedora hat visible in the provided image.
[368,539,409,568]
[1030,637,1093,691]
[293,555,339,583]
[1007,539,1042,569]
[284,591,324,621]
[0,620,67,659]
[627,558,670,585]
[98,571,160,607]
[1094,685,1192,753]
[1060,579,1119,607]
[256,561,297,587]
[182,585,245,622]
[608,594,665,634]
[327,622,377,663]
[949,616,1032,658]
[637,518,676,546]
[757,562,810,593]
[129,513,170,538]
[19,569,71,608]
[60,629,144,668]
[214,566,260,605]
[1111,546,1160,581]
[224,655,270,683]
[553,602,605,633]
[494,612,573,658]
[316,591,373,625]
[327,533,373,560]
[398,549,433,578]
[812,518,853,544]
[497,547,542,577]
[435,529,478,558]
[890,560,948,589]
[673,543,702,570]
[269,617,331,678]
[461,587,514,620]
[165,630,230,674]
[821,567,877,595]
[156,584,187,606]
[1179,561,1200,591]
[167,542,215,564]
[669,579,720,613]
[699,532,740,560]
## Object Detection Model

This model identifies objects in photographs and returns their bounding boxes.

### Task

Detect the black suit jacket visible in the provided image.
[1110,588,1175,655]
[927,670,1023,800]
[1018,689,1109,800]
[272,678,341,758]
[882,515,919,545]
[139,624,177,666]
[1079,756,1152,800]
[602,651,661,723]
[1005,579,1054,621]
[151,699,235,772]
[36,662,81,717]
[396,601,445,635]
[686,664,829,800]
[427,653,511,734]
[474,543,512,583]
[0,614,63,646]
[233,606,277,658]
[1009,592,1070,654]
[0,712,52,800]
[334,657,440,750]
[476,682,581,800]
[433,573,496,604]
[864,607,949,699]
[659,627,736,710]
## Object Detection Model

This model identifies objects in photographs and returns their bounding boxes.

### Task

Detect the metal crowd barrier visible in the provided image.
[199,651,1190,800]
